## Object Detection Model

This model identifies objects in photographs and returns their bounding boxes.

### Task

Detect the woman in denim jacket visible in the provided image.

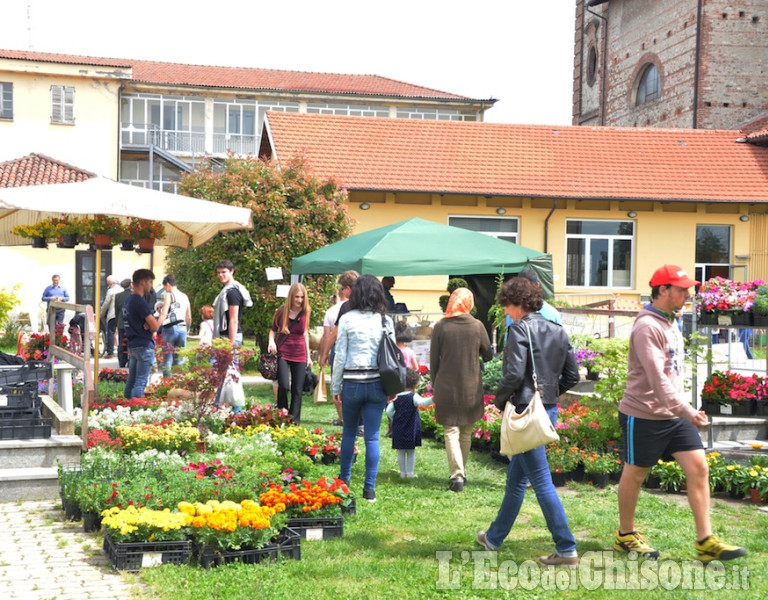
[332,274,395,503]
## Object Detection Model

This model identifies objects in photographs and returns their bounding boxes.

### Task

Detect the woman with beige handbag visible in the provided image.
[476,277,580,566]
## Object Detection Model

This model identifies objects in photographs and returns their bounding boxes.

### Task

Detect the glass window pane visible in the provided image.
[449,217,516,233]
[566,239,585,286]
[214,104,226,134]
[696,225,730,264]
[567,220,632,236]
[612,239,633,287]
[589,238,609,286]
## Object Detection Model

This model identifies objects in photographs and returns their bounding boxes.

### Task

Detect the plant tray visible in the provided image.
[286,515,344,540]
[341,498,356,517]
[196,527,301,568]
[0,362,52,386]
[103,533,192,571]
[0,417,51,439]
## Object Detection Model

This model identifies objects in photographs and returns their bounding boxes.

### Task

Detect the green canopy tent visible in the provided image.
[291,217,554,296]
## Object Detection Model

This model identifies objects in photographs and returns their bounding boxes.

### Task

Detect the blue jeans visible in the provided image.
[339,379,387,491]
[124,346,155,399]
[160,324,187,376]
[485,405,576,555]
[105,318,117,355]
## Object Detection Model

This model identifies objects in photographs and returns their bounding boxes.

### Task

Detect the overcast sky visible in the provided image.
[2,0,576,125]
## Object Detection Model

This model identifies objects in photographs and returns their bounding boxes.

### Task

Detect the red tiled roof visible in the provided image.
[0,154,96,188]
[265,112,768,202]
[745,125,768,146]
[0,49,483,101]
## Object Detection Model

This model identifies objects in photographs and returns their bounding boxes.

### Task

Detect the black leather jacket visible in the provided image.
[493,313,579,410]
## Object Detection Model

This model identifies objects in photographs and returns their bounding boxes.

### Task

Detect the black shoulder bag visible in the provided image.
[377,314,406,395]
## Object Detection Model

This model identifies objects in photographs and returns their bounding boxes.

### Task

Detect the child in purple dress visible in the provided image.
[386,369,433,478]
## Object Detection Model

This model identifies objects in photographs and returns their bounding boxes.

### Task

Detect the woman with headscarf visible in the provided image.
[430,288,493,492]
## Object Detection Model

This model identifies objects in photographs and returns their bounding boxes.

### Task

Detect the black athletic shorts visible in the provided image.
[619,412,703,468]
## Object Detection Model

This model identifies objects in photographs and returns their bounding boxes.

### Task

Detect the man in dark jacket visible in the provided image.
[114,279,132,368]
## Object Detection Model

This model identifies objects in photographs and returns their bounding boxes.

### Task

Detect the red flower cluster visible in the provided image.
[183,460,235,480]
[701,370,765,403]
[87,429,123,450]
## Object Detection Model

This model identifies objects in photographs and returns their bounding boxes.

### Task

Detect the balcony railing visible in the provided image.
[213,133,258,156]
[121,123,205,155]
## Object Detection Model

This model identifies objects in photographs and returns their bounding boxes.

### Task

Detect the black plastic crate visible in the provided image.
[0,407,42,420]
[103,533,192,571]
[0,362,52,386]
[196,527,301,568]
[0,417,51,439]
[0,389,42,410]
[286,515,344,540]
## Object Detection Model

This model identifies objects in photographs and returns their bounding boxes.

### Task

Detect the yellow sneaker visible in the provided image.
[694,535,746,562]
[613,531,659,559]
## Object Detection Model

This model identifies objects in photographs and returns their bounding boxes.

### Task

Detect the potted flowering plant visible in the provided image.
[85,214,126,247]
[650,459,685,492]
[178,499,293,567]
[696,277,764,325]
[128,218,165,253]
[700,370,760,416]
[545,443,582,486]
[12,219,56,247]
[50,216,85,247]
[582,451,622,488]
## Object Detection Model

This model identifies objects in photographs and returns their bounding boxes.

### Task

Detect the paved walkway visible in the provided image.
[0,501,145,600]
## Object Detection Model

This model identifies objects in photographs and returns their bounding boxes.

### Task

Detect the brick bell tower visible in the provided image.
[572,0,768,130]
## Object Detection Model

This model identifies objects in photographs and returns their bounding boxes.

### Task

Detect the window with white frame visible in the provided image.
[566,220,634,287]
[51,85,75,124]
[306,102,389,117]
[0,82,12,119]
[448,216,519,243]
[695,224,731,283]
[396,107,478,121]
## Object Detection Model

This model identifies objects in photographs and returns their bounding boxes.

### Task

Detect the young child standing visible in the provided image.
[386,368,433,478]
[395,321,419,370]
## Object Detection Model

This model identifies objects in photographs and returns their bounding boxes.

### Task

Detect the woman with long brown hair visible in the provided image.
[268,283,312,424]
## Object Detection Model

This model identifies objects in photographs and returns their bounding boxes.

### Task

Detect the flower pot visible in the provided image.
[569,464,585,483]
[724,402,754,417]
[31,236,48,249]
[752,314,768,327]
[585,369,600,381]
[195,440,207,453]
[644,475,661,489]
[93,233,113,248]
[136,238,154,253]
[63,499,82,521]
[83,510,102,532]
[56,234,79,248]
[698,311,718,326]
[727,487,744,500]
[756,403,768,417]
[120,239,135,251]
[700,400,722,417]
[588,473,609,489]
[195,527,300,568]
[749,488,767,504]
[551,472,567,487]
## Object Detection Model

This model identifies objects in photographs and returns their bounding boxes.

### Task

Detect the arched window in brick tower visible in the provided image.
[635,63,661,106]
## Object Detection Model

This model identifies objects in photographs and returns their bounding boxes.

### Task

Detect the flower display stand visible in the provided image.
[196,527,301,568]
[286,515,344,540]
[103,533,193,571]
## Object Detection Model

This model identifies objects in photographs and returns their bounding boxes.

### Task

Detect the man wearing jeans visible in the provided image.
[123,269,159,399]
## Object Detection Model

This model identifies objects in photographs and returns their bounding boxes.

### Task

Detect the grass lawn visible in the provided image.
[137,385,767,599]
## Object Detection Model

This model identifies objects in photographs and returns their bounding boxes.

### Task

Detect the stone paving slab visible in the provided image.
[0,501,146,600]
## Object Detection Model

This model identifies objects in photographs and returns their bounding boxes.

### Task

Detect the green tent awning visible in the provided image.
[291,217,553,295]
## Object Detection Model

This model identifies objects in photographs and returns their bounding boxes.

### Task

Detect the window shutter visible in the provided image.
[64,86,75,123]
[51,85,62,122]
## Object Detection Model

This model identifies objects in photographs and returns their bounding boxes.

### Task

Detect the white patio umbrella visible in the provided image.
[0,176,252,248]
[0,176,253,380]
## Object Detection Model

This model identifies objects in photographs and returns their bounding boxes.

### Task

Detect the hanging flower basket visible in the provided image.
[93,233,113,249]
[120,239,134,251]
[136,238,155,253]
[57,234,79,249]
[32,236,48,249]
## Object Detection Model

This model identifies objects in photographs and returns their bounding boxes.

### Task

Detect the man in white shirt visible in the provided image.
[100,275,122,358]
[318,270,359,426]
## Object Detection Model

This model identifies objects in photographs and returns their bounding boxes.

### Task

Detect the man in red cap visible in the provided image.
[613,265,746,562]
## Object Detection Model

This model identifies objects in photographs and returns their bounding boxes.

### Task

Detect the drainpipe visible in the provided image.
[543,199,558,253]
[692,0,704,128]
[586,0,609,125]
